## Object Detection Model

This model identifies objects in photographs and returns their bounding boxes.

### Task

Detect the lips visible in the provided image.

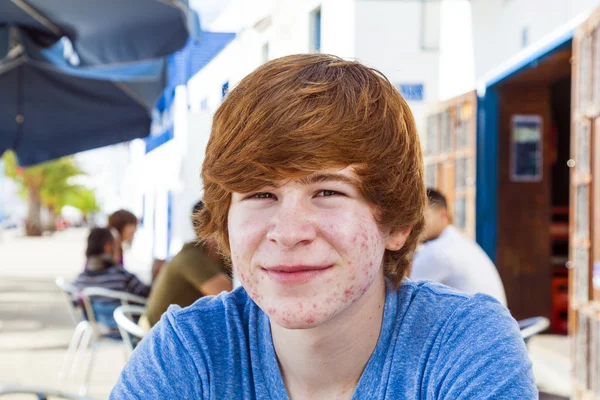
[262,265,332,284]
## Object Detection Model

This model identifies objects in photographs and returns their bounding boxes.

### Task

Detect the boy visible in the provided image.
[111,54,536,399]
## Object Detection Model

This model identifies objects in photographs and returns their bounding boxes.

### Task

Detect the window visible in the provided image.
[521,27,529,48]
[222,81,229,99]
[309,7,322,53]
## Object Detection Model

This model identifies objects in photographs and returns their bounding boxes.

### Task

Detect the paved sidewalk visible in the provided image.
[0,228,125,399]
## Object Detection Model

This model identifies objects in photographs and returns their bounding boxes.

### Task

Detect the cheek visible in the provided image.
[324,211,386,275]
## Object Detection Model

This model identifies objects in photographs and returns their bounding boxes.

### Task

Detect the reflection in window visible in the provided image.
[454,197,467,230]
[592,320,600,395]
[425,164,437,188]
[456,105,469,149]
[455,157,468,190]
[426,114,438,155]
[575,247,589,303]
[576,185,590,240]
[579,35,592,113]
[595,28,600,108]
[577,121,590,175]
[576,313,589,387]
[440,111,452,153]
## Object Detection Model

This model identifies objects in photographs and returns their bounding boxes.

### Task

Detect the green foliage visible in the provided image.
[2,150,99,220]
[63,186,101,218]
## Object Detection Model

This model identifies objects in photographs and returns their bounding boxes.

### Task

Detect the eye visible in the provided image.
[246,192,276,200]
[315,190,342,197]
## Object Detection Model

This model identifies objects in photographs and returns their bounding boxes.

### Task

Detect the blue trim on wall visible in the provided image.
[145,126,174,153]
[476,89,499,263]
[482,29,575,88]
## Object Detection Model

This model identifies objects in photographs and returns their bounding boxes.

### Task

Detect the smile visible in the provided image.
[262,265,332,284]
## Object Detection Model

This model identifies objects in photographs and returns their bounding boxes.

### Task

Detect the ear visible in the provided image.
[385,227,412,251]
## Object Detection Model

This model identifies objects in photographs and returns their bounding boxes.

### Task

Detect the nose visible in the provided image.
[266,197,317,248]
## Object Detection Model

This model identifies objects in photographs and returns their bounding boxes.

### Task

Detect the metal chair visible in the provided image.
[0,383,98,399]
[113,305,148,357]
[519,316,550,343]
[76,287,147,396]
[55,277,90,381]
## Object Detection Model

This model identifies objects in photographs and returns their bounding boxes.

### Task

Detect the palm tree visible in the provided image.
[2,151,86,235]
[62,186,101,224]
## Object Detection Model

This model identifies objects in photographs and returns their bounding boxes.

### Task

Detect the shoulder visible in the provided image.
[412,240,451,264]
[170,242,210,266]
[400,279,511,326]
[164,286,254,339]
[396,281,535,396]
[397,279,519,346]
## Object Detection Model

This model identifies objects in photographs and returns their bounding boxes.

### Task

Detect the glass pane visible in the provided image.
[575,314,589,387]
[576,185,590,240]
[594,28,600,108]
[456,105,469,149]
[426,114,439,155]
[440,111,452,153]
[575,246,589,303]
[592,319,600,395]
[455,157,468,190]
[577,121,590,175]
[454,197,467,230]
[579,35,592,113]
[425,164,437,188]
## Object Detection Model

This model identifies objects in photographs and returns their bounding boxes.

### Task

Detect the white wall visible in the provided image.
[438,0,475,101]
[471,0,599,81]
[354,0,441,133]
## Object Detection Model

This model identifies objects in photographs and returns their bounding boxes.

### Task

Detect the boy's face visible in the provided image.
[228,167,409,329]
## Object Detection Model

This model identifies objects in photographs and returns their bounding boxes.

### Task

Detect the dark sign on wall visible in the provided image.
[511,115,543,182]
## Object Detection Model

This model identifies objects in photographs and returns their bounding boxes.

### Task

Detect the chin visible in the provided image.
[270,314,323,330]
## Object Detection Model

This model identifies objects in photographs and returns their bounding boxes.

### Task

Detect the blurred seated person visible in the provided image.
[410,188,507,306]
[140,201,233,329]
[108,209,138,266]
[74,227,150,328]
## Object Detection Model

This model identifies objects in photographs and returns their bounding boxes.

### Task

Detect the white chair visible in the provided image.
[55,277,89,381]
[519,316,550,343]
[77,287,147,396]
[113,305,148,357]
[0,383,97,399]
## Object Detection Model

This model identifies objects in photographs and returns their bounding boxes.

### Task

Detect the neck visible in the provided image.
[425,223,449,243]
[270,273,386,400]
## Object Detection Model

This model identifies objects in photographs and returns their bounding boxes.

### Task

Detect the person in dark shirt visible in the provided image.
[142,201,232,328]
[74,227,150,327]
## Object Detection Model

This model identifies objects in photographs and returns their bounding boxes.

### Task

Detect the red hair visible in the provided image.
[196,54,425,287]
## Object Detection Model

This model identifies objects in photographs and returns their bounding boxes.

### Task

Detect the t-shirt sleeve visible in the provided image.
[410,247,452,283]
[176,248,223,292]
[110,309,204,399]
[428,295,537,399]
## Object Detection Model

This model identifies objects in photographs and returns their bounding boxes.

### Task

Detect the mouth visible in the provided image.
[262,265,332,284]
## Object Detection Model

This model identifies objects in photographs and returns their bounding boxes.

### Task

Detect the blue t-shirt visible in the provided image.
[111,280,537,399]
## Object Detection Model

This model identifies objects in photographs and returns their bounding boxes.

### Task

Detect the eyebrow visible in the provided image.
[297,173,359,187]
